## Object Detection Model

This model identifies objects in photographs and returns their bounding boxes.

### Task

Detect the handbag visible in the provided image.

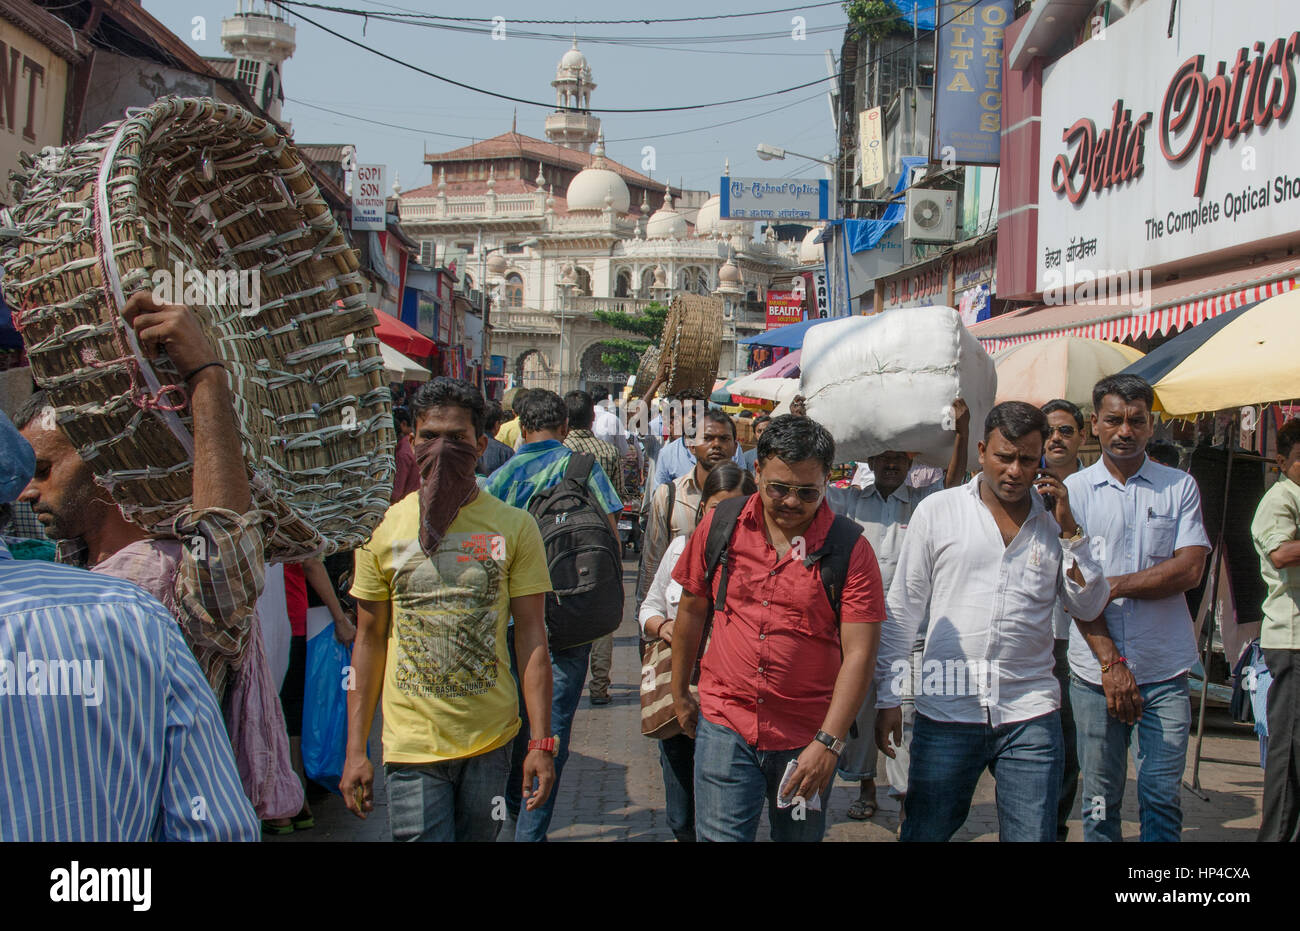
[640,637,694,740]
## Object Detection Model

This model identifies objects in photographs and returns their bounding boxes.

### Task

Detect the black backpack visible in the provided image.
[527,453,625,651]
[693,495,864,733]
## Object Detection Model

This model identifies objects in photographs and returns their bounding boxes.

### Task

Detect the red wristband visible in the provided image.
[527,737,558,755]
[1100,656,1127,674]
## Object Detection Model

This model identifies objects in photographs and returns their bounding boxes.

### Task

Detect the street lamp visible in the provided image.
[556,263,578,394]
[755,142,836,168]
[476,246,508,394]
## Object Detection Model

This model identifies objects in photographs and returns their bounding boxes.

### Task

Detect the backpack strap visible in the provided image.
[562,451,595,487]
[703,494,748,613]
[802,514,864,620]
[664,476,677,539]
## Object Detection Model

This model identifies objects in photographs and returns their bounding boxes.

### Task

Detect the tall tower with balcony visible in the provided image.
[544,39,601,153]
[221,1,296,122]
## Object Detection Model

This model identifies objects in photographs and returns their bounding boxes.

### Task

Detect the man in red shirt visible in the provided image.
[670,415,884,841]
[391,408,420,503]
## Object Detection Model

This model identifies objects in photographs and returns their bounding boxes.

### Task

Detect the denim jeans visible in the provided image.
[385,745,511,842]
[504,636,592,841]
[1053,638,1080,840]
[1071,672,1190,842]
[902,711,1063,842]
[659,733,696,842]
[693,716,826,842]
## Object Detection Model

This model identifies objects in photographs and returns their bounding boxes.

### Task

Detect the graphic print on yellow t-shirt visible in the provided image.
[391,531,504,699]
[351,492,552,764]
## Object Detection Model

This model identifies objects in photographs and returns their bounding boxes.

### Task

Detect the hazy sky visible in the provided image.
[144,0,845,196]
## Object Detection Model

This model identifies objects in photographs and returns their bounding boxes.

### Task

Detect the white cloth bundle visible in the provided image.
[799,306,997,467]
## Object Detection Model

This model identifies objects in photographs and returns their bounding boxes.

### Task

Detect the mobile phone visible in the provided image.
[1037,456,1055,510]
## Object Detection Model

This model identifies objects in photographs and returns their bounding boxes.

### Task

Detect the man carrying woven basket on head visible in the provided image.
[16,292,304,829]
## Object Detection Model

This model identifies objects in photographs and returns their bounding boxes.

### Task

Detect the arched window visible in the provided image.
[505,272,524,307]
[640,268,656,297]
[615,269,632,298]
[574,267,591,296]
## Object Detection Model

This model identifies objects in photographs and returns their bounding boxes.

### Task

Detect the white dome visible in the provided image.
[693,194,754,239]
[560,47,587,70]
[719,261,741,285]
[646,186,687,239]
[646,206,687,240]
[566,168,629,213]
[798,226,825,263]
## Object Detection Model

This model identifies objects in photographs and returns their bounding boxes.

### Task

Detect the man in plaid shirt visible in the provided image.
[16,293,301,826]
[563,390,626,706]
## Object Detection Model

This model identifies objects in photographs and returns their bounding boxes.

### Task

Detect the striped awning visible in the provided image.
[970,257,1300,353]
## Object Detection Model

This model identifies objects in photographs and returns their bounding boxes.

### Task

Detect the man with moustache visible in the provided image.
[670,415,886,842]
[876,402,1109,842]
[16,293,303,824]
[637,409,740,608]
[1064,375,1210,842]
[342,378,556,841]
[1039,398,1088,839]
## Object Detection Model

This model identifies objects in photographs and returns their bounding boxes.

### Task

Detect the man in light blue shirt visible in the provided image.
[646,391,747,500]
[1063,375,1210,843]
[0,410,257,841]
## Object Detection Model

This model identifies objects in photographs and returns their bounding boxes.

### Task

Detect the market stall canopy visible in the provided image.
[1118,291,1300,416]
[710,377,736,404]
[380,342,432,383]
[739,317,835,349]
[993,337,1143,412]
[374,308,436,358]
[759,349,802,379]
[728,373,798,404]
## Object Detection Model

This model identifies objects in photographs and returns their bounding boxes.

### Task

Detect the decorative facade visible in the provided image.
[398,43,808,397]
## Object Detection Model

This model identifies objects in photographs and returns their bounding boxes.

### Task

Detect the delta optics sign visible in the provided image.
[1036,0,1300,290]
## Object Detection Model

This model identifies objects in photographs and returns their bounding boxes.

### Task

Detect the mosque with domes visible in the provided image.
[398,40,817,395]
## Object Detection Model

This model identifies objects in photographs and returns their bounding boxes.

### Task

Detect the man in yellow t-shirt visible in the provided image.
[340,378,556,842]
[495,387,528,451]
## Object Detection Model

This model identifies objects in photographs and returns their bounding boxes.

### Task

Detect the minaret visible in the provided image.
[221,1,296,122]
[544,38,601,152]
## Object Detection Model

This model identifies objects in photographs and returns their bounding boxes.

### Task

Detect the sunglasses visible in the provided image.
[762,480,823,504]
[1047,425,1078,438]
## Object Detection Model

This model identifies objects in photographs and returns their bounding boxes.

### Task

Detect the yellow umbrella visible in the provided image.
[994,336,1144,412]
[1120,289,1300,416]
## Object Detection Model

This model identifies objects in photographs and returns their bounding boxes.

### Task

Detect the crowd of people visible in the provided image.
[1,301,1298,844]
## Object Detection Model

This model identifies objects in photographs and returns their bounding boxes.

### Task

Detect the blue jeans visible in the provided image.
[659,733,696,842]
[385,745,511,842]
[903,711,1063,842]
[693,716,826,842]
[505,636,592,841]
[1071,673,1190,842]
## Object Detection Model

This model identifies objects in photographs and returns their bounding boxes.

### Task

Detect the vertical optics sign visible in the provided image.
[933,0,1012,165]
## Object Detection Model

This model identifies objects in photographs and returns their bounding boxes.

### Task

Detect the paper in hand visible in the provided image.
[776,758,823,811]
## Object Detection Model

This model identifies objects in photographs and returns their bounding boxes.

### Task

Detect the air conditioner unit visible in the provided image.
[904,188,957,243]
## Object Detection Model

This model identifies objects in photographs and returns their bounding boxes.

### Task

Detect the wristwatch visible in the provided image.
[813,730,845,757]
[527,736,559,755]
[1060,524,1085,544]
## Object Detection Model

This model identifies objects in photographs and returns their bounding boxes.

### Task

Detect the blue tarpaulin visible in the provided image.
[840,155,927,253]
[738,317,836,349]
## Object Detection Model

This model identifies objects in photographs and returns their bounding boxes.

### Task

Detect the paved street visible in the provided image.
[274,560,1266,843]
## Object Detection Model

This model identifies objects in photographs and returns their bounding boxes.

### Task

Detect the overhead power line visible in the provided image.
[271,0,960,115]
[285,0,895,26]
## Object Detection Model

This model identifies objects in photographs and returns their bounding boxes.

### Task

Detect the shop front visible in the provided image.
[977,0,1300,352]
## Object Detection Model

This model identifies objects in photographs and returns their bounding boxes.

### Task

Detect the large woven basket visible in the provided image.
[0,97,394,559]
[657,293,722,397]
